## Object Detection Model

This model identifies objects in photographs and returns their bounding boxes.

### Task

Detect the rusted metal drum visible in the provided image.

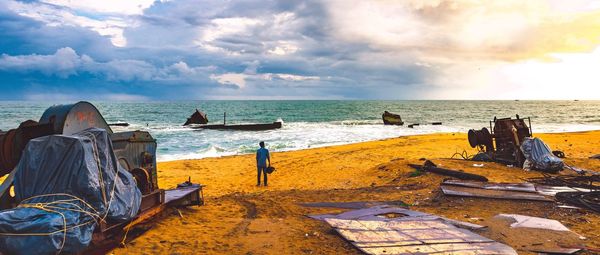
[468,127,493,149]
[39,101,112,135]
[0,121,55,176]
[0,101,111,175]
[0,129,16,176]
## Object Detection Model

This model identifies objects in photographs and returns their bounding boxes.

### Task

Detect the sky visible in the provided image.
[0,0,599,100]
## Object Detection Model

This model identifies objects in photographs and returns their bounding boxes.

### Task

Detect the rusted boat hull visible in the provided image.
[194,121,282,131]
[183,109,208,126]
[382,111,404,125]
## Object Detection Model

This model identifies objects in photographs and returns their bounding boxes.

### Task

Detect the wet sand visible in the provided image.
[112,131,600,255]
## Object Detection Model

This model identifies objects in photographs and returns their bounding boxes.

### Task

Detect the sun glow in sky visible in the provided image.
[0,0,599,100]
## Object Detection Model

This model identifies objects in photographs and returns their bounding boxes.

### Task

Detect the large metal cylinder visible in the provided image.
[0,101,112,176]
[468,127,493,150]
[39,101,112,135]
[0,120,55,176]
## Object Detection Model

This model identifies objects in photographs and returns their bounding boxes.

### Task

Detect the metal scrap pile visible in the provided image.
[0,101,204,254]
[468,115,565,173]
[528,174,600,213]
[527,174,600,191]
[555,192,600,213]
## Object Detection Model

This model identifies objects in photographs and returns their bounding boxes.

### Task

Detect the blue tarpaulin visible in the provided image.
[0,128,141,255]
[521,137,564,173]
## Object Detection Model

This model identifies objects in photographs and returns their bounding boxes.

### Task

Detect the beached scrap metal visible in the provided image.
[527,174,600,191]
[555,191,600,213]
[493,214,584,254]
[468,115,532,167]
[440,179,597,202]
[0,128,142,254]
[440,180,553,202]
[382,111,404,125]
[310,205,516,255]
[408,160,489,181]
[183,109,208,126]
[0,101,204,254]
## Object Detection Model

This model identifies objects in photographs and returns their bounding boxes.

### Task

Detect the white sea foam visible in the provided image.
[1,101,598,162]
[153,121,600,162]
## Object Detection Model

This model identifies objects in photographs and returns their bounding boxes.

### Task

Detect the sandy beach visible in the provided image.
[112,131,600,255]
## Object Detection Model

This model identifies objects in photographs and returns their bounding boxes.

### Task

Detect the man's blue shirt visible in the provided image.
[256,147,269,167]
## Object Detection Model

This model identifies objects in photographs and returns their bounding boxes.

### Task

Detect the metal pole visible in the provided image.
[223,112,226,125]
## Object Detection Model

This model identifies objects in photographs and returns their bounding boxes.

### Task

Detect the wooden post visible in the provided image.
[223,112,226,125]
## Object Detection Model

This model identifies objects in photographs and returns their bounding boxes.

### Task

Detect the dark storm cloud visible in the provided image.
[0,0,429,100]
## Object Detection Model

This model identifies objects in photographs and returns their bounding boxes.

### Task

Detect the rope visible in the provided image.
[0,131,125,254]
[450,150,473,160]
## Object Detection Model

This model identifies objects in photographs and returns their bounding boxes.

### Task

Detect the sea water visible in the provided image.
[0,100,599,161]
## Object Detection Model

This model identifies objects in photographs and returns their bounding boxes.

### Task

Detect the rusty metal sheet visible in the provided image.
[535,185,591,196]
[299,200,407,209]
[309,206,426,221]
[527,247,581,254]
[362,243,519,255]
[495,214,572,232]
[441,184,553,202]
[309,205,486,230]
[443,180,537,193]
[325,218,517,255]
[440,217,487,231]
[165,186,201,204]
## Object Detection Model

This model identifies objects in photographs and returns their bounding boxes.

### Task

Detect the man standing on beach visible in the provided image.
[256,141,270,186]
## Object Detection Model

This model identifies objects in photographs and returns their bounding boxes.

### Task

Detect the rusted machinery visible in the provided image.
[0,101,203,249]
[468,115,532,167]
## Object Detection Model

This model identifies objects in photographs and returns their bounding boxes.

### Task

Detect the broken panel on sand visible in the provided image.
[324,218,516,255]
[311,206,516,255]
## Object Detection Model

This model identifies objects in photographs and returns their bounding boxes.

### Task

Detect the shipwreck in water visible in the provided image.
[185,110,282,131]
[183,109,209,126]
[382,111,404,125]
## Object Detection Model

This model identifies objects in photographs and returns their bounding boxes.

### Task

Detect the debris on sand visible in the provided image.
[491,214,585,254]
[408,160,489,182]
[521,137,564,173]
[556,191,600,213]
[299,200,408,209]
[494,214,573,232]
[311,205,516,255]
[440,180,553,202]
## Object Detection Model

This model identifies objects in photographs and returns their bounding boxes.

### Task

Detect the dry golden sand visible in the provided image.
[112,131,600,255]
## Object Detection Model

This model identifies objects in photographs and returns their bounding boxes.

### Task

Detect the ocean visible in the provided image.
[1,100,599,162]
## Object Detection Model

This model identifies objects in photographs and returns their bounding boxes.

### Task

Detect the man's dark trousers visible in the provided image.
[257,166,268,186]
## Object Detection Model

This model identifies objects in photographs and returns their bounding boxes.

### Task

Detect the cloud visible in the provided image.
[0,47,82,78]
[39,0,159,15]
[24,92,149,101]
[325,0,600,61]
[210,61,321,88]
[0,0,599,100]
[0,47,217,83]
[210,73,247,88]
